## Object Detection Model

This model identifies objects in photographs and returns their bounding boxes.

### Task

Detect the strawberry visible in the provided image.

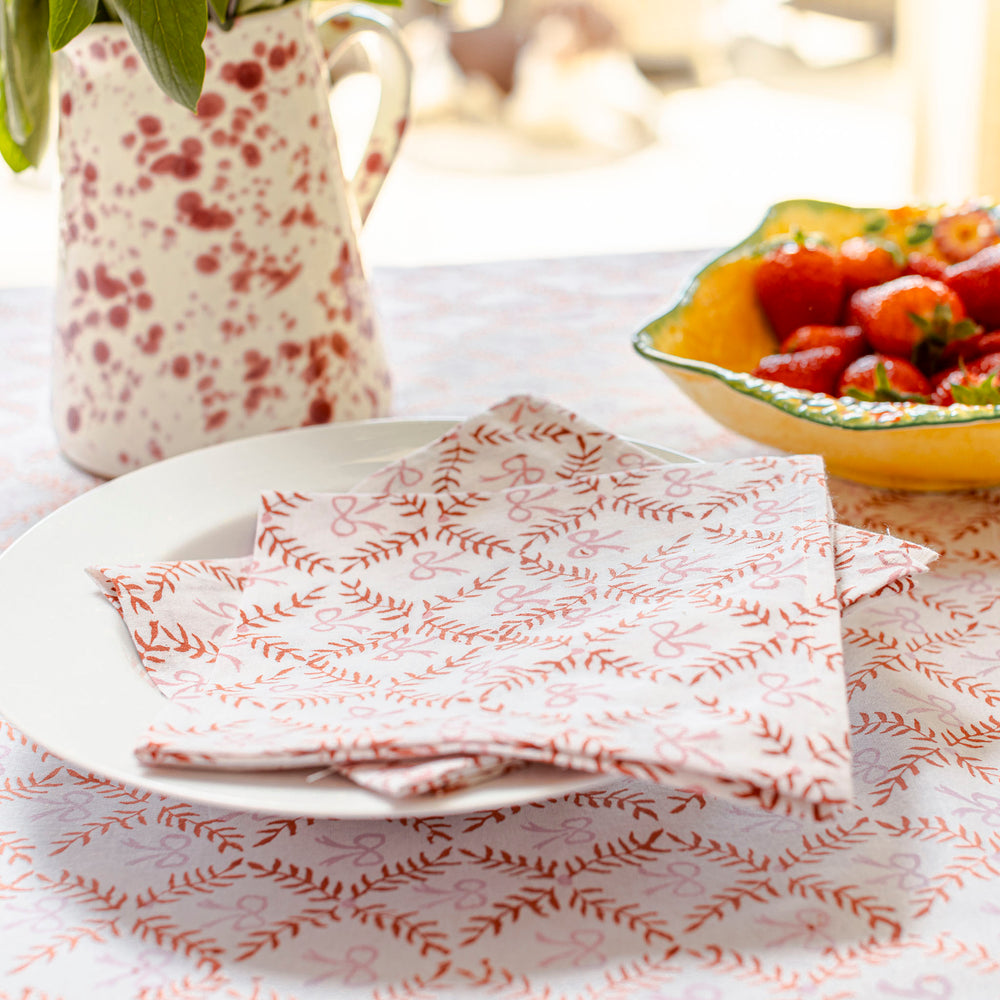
[846,275,977,364]
[931,369,1000,406]
[966,351,1000,382]
[839,236,904,293]
[944,244,1000,329]
[947,373,1000,405]
[933,208,998,262]
[838,354,931,402]
[938,328,1000,367]
[931,358,1000,405]
[905,251,948,281]
[778,324,868,363]
[753,240,844,339]
[752,345,849,395]
[933,350,1000,379]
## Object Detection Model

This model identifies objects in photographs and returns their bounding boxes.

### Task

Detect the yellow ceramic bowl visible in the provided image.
[633,198,1000,491]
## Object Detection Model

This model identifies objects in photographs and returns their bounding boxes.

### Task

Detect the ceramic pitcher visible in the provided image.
[53,2,410,477]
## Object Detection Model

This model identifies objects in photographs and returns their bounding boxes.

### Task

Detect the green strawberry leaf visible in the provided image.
[908,303,980,343]
[906,221,934,246]
[844,361,928,404]
[951,374,1000,405]
[863,215,888,234]
[106,0,207,112]
[792,228,832,248]
[49,0,99,50]
[909,304,982,370]
[754,230,831,257]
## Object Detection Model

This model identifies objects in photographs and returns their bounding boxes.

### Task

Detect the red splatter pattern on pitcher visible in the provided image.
[53,4,406,476]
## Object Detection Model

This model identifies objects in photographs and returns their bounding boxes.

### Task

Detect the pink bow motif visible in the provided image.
[653,723,724,769]
[747,551,808,590]
[757,672,834,715]
[504,484,564,522]
[648,620,710,659]
[482,454,546,488]
[493,583,553,615]
[329,495,386,537]
[566,528,627,559]
[409,549,466,580]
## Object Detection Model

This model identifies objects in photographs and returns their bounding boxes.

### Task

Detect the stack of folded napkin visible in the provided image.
[92,396,936,817]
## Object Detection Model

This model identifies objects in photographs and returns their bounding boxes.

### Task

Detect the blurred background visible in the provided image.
[2,0,997,285]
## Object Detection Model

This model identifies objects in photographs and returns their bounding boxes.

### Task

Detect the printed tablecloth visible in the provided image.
[2,253,1000,999]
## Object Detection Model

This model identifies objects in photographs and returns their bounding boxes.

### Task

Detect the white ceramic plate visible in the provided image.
[0,418,693,819]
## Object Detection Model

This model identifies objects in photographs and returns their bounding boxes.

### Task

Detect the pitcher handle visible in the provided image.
[314,4,412,227]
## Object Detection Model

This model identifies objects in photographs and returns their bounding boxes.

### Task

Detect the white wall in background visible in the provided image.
[896,0,992,202]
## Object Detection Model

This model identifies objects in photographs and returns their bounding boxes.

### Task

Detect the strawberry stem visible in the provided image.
[844,361,928,403]
[908,304,980,370]
[951,374,1000,405]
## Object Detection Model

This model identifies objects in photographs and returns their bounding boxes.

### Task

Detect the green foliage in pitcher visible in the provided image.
[1,0,52,170]
[0,0,418,172]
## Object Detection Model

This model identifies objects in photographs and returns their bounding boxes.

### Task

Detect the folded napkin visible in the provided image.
[92,396,937,816]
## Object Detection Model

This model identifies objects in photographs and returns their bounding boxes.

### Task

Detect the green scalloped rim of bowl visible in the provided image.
[633,198,1000,431]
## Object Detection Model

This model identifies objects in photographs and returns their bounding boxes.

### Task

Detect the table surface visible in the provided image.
[2,251,1000,999]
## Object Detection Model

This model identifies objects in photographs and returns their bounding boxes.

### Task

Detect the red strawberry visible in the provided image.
[839,236,904,293]
[945,372,1000,405]
[905,252,948,281]
[753,240,844,339]
[944,244,1000,329]
[931,366,1000,405]
[970,350,1000,376]
[837,354,930,402]
[938,328,1000,367]
[846,275,977,363]
[933,208,998,262]
[778,323,868,363]
[752,346,849,395]
[931,350,1000,403]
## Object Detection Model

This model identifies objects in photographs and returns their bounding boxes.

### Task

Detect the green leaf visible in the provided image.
[233,0,289,12]
[952,374,1000,405]
[0,83,31,171]
[906,221,934,246]
[108,0,207,112]
[754,230,830,257]
[207,0,233,29]
[49,0,99,49]
[215,0,361,29]
[845,360,928,404]
[0,0,52,166]
[1,0,29,145]
[909,303,983,370]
